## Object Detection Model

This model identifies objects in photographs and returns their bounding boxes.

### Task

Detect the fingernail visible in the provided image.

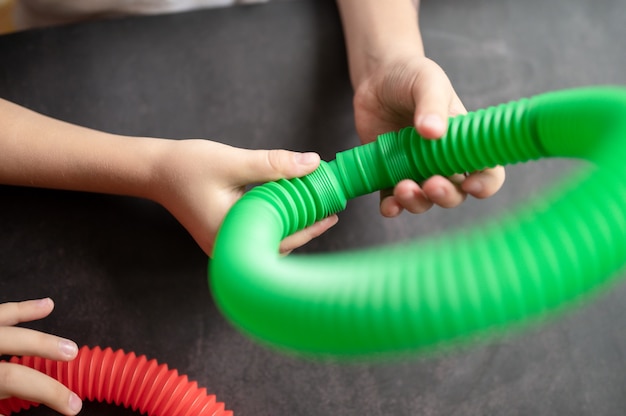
[381,201,402,218]
[295,152,319,165]
[35,297,52,308]
[418,114,446,137]
[323,215,339,226]
[59,339,78,358]
[68,392,82,414]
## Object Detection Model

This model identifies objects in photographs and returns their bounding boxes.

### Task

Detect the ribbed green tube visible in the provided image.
[210,87,626,357]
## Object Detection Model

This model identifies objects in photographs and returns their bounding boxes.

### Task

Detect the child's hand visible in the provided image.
[352,54,506,217]
[0,298,82,415]
[0,98,336,258]
[151,140,339,256]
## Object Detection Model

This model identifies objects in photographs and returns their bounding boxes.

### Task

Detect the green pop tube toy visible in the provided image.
[210,87,626,358]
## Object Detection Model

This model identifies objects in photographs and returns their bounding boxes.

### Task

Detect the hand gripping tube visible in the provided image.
[210,87,626,357]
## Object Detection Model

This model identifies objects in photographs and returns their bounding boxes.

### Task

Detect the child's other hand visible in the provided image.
[0,298,82,415]
[352,54,506,217]
[152,140,338,256]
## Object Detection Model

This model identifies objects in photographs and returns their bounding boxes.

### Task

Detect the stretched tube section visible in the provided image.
[0,346,232,416]
[210,87,626,357]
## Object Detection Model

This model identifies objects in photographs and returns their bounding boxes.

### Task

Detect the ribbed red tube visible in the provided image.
[0,346,232,416]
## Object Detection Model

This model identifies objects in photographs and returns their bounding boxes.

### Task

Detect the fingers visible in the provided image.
[380,181,431,217]
[0,298,82,415]
[0,326,78,360]
[380,166,505,216]
[462,166,506,199]
[279,215,339,254]
[238,149,321,184]
[380,176,465,216]
[0,298,78,360]
[0,363,82,415]
[238,147,337,253]
[421,175,467,208]
[0,297,54,326]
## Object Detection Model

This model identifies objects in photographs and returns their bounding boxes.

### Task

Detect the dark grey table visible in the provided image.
[1,1,625,415]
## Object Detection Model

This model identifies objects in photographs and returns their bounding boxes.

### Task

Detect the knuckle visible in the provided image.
[266,149,290,175]
[0,302,21,326]
[0,363,20,390]
[25,329,54,353]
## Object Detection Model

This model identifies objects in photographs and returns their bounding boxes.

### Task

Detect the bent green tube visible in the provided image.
[210,87,626,357]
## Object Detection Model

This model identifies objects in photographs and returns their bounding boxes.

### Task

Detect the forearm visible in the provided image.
[336,0,424,88]
[0,98,165,200]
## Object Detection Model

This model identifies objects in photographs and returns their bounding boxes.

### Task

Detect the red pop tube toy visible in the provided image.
[0,346,232,416]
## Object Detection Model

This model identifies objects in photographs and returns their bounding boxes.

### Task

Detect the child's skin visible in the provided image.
[1,1,505,412]
[0,98,338,256]
[0,298,82,415]
[337,0,505,215]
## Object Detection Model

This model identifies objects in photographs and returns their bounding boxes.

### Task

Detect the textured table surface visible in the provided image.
[1,1,625,415]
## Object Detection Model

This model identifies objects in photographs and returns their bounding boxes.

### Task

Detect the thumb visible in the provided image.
[411,60,458,139]
[237,149,321,184]
[413,83,451,139]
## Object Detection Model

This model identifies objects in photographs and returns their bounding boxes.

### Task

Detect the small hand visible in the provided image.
[0,298,82,415]
[152,140,338,256]
[353,55,505,217]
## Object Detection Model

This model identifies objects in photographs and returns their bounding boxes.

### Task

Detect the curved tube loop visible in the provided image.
[0,346,232,416]
[210,87,626,357]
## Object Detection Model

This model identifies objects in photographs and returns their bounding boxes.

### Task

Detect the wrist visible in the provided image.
[139,136,180,203]
[337,0,424,88]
